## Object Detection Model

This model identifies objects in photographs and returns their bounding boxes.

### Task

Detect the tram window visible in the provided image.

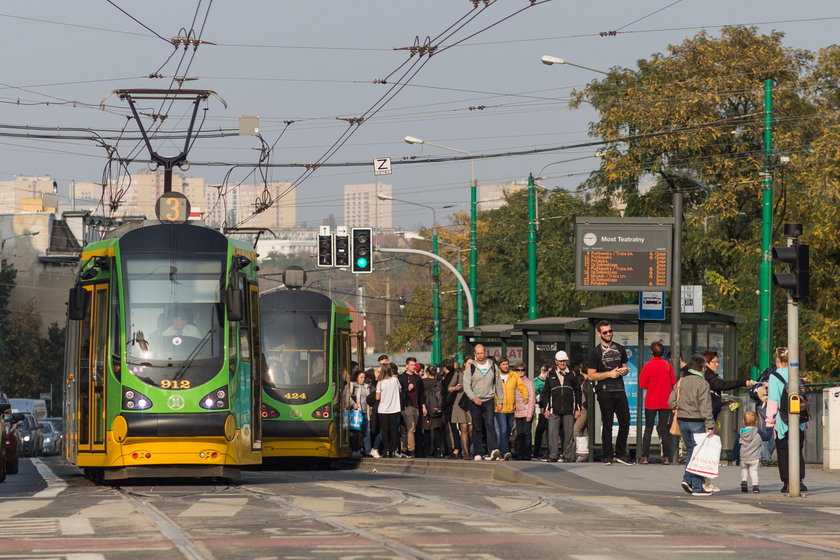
[262,310,328,389]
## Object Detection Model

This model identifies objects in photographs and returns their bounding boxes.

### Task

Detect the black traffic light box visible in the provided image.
[317,234,333,267]
[351,228,373,273]
[772,242,809,300]
[334,234,350,267]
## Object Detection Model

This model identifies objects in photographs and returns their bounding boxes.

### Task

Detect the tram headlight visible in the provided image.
[123,387,152,411]
[200,386,229,410]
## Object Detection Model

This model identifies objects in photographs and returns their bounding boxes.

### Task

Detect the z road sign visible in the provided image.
[373,157,392,176]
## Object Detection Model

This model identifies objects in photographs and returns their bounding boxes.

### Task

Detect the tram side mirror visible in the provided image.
[68,284,87,320]
[226,288,243,322]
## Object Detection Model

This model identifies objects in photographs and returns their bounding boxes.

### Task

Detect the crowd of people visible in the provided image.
[346,321,804,496]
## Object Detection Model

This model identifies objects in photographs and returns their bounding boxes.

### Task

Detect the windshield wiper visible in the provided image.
[172,328,216,380]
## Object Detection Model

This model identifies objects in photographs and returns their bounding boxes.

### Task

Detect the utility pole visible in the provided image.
[670,191,683,380]
[757,79,774,376]
[527,173,538,319]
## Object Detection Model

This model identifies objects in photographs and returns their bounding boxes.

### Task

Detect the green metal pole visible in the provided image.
[758,79,774,375]
[527,173,538,319]
[457,262,464,364]
[432,232,441,364]
[470,177,478,325]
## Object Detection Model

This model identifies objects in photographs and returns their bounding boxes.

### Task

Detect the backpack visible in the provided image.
[750,367,774,404]
[771,371,810,424]
[427,382,444,418]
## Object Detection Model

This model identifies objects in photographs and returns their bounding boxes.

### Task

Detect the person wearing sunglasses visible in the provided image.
[587,320,632,465]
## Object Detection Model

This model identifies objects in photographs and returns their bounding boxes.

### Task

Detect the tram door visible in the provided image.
[77,285,108,454]
[337,330,352,447]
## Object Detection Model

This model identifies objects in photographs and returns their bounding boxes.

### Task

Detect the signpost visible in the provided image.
[575,218,674,292]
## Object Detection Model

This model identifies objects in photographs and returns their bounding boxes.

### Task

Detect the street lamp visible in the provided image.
[541,55,609,75]
[1,231,40,252]
[404,135,478,326]
[378,193,441,365]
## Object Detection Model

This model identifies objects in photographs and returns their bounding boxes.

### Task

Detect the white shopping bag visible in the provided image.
[576,436,588,455]
[686,433,721,479]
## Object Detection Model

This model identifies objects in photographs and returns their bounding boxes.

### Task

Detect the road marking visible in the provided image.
[565,494,669,515]
[77,499,136,518]
[179,497,248,517]
[317,481,393,498]
[819,508,840,516]
[30,458,67,498]
[59,517,94,536]
[690,501,780,515]
[3,500,52,517]
[0,519,58,537]
[292,496,344,513]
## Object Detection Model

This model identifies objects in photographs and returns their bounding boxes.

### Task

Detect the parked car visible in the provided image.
[1,398,23,475]
[40,420,61,456]
[18,413,43,457]
[0,402,8,482]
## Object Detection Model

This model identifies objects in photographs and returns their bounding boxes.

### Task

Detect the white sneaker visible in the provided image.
[702,481,721,493]
[490,449,501,461]
[474,455,483,461]
[370,449,380,459]
[503,452,512,461]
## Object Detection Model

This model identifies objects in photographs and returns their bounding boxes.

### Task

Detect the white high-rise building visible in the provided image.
[478,180,528,211]
[344,183,392,229]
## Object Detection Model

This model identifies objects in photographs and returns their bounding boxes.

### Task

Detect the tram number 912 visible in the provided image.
[161,379,191,389]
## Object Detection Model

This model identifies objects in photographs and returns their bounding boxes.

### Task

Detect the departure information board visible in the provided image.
[575,218,674,292]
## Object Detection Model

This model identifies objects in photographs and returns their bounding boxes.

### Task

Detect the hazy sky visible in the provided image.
[1,1,837,228]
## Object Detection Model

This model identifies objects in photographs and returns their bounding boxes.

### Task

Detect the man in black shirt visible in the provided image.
[587,320,632,465]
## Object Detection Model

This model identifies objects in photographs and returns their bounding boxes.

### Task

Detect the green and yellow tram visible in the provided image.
[260,289,363,459]
[64,217,263,480]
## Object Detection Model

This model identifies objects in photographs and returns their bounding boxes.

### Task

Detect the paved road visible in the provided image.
[2,456,840,559]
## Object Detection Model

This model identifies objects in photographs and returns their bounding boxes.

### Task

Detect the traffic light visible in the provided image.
[351,227,373,273]
[334,234,350,267]
[317,234,333,267]
[772,242,809,301]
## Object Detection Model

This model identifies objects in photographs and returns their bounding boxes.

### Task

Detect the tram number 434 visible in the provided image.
[161,379,191,389]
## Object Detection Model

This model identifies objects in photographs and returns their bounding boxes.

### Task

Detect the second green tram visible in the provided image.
[259,289,363,458]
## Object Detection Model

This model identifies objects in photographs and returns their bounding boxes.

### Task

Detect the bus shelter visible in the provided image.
[512,317,589,375]
[579,304,744,459]
[457,324,523,364]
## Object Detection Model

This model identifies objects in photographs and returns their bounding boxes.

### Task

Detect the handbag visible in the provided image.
[686,433,722,478]
[458,393,470,411]
[669,379,682,436]
[349,408,363,431]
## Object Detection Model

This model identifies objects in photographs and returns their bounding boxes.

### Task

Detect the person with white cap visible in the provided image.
[539,350,582,462]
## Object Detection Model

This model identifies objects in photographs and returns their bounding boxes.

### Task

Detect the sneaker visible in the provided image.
[639,457,649,464]
[558,457,567,463]
[540,456,551,462]
[741,481,748,493]
[490,449,501,461]
[800,482,808,492]
[661,457,671,465]
[753,486,760,494]
[603,459,613,465]
[474,454,483,461]
[702,482,721,493]
[503,452,512,461]
[780,485,789,494]
[615,457,635,466]
[370,449,381,459]
[681,481,692,494]
[692,489,713,496]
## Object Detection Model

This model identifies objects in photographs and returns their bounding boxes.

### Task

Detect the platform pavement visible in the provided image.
[350,456,840,503]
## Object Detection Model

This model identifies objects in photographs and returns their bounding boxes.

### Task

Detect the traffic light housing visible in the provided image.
[772,242,809,301]
[351,228,373,273]
[334,234,350,267]
[317,234,333,267]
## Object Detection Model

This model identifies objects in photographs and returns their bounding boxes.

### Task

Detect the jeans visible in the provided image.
[642,408,674,459]
[548,413,576,461]
[515,417,533,460]
[597,391,630,460]
[755,406,776,462]
[534,414,548,457]
[468,398,498,456]
[380,412,400,455]
[495,412,514,455]
[679,420,707,492]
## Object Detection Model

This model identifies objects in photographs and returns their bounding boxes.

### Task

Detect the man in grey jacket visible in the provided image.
[463,344,504,461]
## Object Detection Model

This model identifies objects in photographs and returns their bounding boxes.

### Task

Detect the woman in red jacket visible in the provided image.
[639,341,676,464]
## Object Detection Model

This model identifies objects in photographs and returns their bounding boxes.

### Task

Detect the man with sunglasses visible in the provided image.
[587,320,632,465]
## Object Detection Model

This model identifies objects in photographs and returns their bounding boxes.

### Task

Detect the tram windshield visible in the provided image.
[262,309,329,400]
[122,255,225,388]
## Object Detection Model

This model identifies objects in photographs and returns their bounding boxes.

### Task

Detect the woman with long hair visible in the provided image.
[375,364,402,458]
